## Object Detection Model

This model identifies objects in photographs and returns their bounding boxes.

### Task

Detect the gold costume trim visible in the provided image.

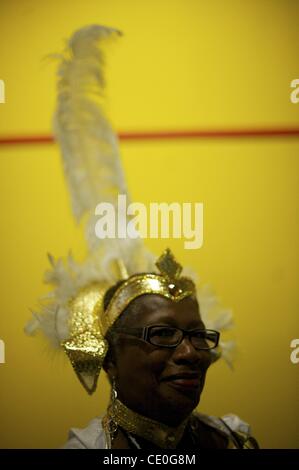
[100,273,195,336]
[100,248,196,335]
[62,282,109,394]
[103,398,189,449]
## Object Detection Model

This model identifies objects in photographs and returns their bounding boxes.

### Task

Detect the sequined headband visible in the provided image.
[62,248,196,394]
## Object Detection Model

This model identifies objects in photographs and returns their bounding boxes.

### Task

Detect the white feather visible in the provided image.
[53,24,128,251]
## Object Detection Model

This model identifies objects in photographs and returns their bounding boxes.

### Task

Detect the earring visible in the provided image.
[104,377,118,446]
[111,377,118,406]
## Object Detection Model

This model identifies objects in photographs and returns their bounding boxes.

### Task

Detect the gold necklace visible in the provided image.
[103,398,190,449]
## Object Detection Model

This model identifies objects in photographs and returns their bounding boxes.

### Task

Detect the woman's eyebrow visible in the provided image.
[146,317,205,328]
[184,322,205,330]
[145,316,177,326]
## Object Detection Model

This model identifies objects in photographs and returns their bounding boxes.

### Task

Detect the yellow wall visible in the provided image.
[0,0,298,448]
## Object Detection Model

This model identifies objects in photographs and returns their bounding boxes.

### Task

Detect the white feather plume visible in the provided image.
[53,24,128,251]
[197,284,236,367]
[25,24,157,349]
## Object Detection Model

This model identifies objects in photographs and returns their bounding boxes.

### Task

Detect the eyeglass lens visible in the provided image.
[148,326,217,349]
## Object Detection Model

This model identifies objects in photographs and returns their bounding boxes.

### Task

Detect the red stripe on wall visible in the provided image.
[0,128,299,145]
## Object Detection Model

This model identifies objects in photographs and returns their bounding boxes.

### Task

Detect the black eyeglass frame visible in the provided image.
[112,325,220,351]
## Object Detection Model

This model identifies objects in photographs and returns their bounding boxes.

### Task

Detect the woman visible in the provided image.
[25,26,258,450]
[61,249,259,449]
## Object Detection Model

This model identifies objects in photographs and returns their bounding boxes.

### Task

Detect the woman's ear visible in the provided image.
[103,352,117,382]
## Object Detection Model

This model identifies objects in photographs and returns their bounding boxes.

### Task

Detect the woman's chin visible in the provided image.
[153,383,202,424]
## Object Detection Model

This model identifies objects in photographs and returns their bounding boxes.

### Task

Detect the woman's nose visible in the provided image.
[172,336,208,364]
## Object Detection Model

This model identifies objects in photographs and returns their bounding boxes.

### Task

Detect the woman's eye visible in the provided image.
[152,328,174,337]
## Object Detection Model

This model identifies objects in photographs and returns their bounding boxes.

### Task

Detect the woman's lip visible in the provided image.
[163,377,201,389]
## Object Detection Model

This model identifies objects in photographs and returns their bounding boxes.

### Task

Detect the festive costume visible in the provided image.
[25,25,258,449]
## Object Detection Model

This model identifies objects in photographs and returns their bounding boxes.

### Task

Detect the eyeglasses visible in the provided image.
[113,325,220,350]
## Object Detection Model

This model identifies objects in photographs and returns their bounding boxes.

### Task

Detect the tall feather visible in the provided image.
[53,24,127,251]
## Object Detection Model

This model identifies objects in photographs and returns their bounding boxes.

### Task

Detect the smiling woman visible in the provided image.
[22,24,261,450]
[56,249,259,449]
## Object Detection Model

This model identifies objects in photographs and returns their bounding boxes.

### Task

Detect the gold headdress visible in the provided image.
[62,248,196,394]
[25,24,235,395]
